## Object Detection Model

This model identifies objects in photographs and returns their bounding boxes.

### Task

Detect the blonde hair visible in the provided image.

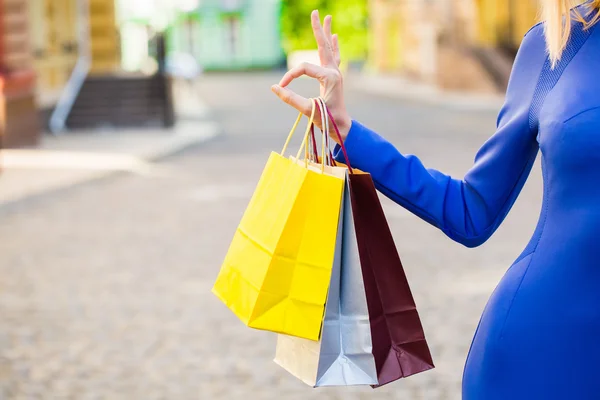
[543,0,600,65]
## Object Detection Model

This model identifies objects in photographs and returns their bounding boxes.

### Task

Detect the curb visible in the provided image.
[139,120,220,161]
[350,74,505,113]
[0,120,220,212]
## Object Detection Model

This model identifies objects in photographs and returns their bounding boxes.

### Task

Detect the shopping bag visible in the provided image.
[325,106,435,386]
[274,98,378,387]
[212,99,345,341]
[349,172,435,386]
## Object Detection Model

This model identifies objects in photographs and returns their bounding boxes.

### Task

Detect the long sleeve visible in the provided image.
[335,25,548,248]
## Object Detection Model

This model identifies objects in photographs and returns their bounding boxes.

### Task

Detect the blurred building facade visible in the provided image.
[29,0,121,109]
[474,0,538,50]
[367,0,539,92]
[167,0,285,71]
[0,0,122,148]
[368,0,439,78]
[0,0,39,147]
[0,0,178,148]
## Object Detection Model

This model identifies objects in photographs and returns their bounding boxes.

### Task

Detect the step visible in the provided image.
[66,118,164,130]
[70,105,167,114]
[64,74,172,130]
[471,47,514,92]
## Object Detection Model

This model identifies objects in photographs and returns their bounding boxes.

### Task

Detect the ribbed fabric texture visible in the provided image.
[528,21,592,132]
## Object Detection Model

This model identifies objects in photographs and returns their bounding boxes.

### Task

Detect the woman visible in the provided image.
[272,2,600,399]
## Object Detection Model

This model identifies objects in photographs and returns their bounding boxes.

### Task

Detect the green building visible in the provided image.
[168,0,285,71]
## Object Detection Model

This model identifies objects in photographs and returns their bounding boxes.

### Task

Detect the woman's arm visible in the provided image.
[336,25,548,247]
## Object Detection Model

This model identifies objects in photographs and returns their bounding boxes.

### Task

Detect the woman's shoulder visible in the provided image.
[516,22,546,62]
[524,2,598,41]
[523,21,544,41]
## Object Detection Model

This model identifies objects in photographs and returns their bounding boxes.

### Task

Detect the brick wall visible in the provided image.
[0,0,40,148]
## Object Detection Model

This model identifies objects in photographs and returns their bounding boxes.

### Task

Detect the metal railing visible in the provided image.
[49,0,90,135]
[49,58,90,134]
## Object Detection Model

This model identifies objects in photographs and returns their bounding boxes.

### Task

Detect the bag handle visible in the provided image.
[280,98,329,172]
[318,97,333,167]
[308,112,336,166]
[320,97,353,173]
[306,98,331,170]
[279,98,352,173]
[280,99,317,161]
[315,97,331,172]
[306,106,320,164]
[309,124,319,161]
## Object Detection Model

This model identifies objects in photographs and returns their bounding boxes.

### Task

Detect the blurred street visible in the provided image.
[0,72,543,399]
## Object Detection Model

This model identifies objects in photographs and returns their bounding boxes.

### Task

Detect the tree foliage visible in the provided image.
[281,0,368,61]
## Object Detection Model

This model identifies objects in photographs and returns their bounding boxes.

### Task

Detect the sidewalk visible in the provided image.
[349,72,505,112]
[0,89,219,209]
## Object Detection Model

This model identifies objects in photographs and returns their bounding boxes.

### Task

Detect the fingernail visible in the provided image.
[271,85,280,93]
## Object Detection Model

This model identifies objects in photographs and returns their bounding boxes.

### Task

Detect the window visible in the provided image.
[221,0,243,12]
[224,16,240,58]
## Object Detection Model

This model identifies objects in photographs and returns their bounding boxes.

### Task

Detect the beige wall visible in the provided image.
[367,0,540,82]
[368,0,441,81]
[1,0,40,147]
[29,0,78,104]
[89,0,120,74]
[474,0,538,48]
[29,0,121,106]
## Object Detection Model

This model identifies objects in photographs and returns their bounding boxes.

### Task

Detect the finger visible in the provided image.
[324,16,337,66]
[311,10,335,67]
[324,15,333,45]
[278,62,327,87]
[271,85,313,116]
[332,34,341,67]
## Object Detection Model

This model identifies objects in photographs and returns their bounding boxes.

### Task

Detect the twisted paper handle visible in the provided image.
[319,97,353,173]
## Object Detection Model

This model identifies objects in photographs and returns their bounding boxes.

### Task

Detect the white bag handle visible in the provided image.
[315,97,334,169]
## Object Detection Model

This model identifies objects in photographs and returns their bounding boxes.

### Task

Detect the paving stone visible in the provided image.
[0,72,542,399]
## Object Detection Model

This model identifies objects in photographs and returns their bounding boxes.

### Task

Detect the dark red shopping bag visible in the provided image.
[327,107,434,387]
[349,172,434,386]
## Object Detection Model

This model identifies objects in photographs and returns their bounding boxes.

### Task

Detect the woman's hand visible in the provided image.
[271,10,352,143]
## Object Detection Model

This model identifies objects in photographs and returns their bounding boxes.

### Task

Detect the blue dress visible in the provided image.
[335,13,600,400]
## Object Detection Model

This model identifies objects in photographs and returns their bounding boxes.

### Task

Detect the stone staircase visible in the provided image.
[435,42,516,95]
[470,47,515,92]
[64,74,174,130]
[436,44,499,94]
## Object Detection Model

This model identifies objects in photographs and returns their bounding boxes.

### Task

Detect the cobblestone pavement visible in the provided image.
[0,72,543,399]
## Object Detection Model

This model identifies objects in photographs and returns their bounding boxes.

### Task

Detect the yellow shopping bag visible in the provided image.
[212,99,345,341]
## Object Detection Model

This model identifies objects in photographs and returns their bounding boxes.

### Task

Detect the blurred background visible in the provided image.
[0,0,544,399]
